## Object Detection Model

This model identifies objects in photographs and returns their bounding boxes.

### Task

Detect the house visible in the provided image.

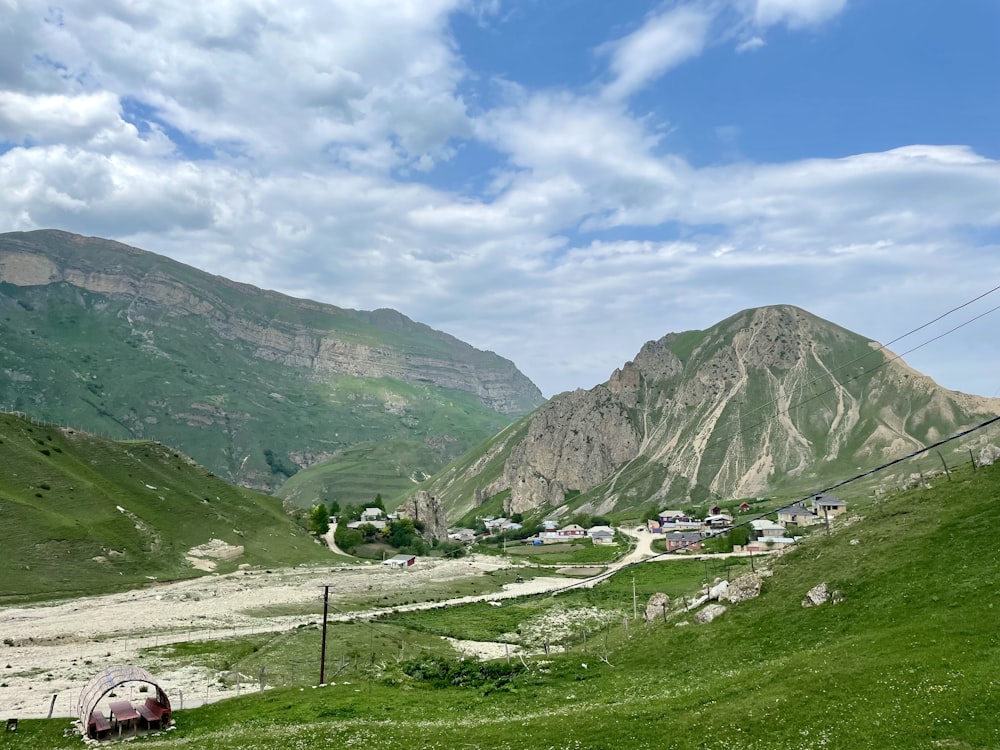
[749,519,786,539]
[361,507,384,522]
[347,519,386,530]
[745,536,799,552]
[738,502,751,512]
[541,520,559,531]
[703,513,734,531]
[558,524,586,538]
[588,525,616,545]
[501,521,523,532]
[646,519,662,533]
[483,517,508,532]
[382,554,416,568]
[811,493,847,518]
[448,528,476,543]
[665,532,703,552]
[661,515,701,531]
[777,504,819,527]
[710,505,722,516]
[658,510,685,523]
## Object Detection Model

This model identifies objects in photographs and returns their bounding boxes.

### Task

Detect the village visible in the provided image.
[441,492,848,556]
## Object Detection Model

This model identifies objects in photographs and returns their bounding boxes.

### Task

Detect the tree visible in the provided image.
[309,503,330,536]
[388,518,417,549]
[334,524,363,553]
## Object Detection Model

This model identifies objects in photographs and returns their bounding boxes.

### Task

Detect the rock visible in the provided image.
[644,592,670,622]
[686,594,709,611]
[721,573,762,603]
[694,604,727,624]
[396,490,449,541]
[802,582,842,607]
[708,580,729,601]
[978,445,1000,467]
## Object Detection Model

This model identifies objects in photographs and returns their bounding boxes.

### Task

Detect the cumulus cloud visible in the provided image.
[752,0,848,30]
[0,0,996,398]
[600,4,715,100]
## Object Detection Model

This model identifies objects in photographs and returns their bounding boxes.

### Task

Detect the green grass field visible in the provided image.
[0,412,333,602]
[5,460,1000,749]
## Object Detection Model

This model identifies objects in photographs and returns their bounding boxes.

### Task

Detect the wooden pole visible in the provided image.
[936,450,952,481]
[319,585,329,685]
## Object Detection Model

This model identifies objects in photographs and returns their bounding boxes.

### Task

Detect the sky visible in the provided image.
[1,0,999,399]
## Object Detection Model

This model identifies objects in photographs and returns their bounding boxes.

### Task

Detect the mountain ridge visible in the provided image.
[414,304,1000,520]
[0,229,544,497]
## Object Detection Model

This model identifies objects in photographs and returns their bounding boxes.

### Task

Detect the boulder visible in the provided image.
[644,592,670,622]
[721,573,762,603]
[694,603,727,624]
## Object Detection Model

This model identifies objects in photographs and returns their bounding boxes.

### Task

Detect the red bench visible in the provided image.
[88,710,111,739]
[140,698,170,728]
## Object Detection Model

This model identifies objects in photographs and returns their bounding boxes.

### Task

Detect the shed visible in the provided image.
[382,554,417,568]
[77,665,171,739]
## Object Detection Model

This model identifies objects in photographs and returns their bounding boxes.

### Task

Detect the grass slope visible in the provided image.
[8,460,1000,748]
[0,230,542,499]
[0,412,331,603]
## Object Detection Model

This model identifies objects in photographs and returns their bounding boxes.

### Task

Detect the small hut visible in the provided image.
[77,665,172,740]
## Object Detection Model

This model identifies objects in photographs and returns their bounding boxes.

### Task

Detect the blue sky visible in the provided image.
[0,0,999,399]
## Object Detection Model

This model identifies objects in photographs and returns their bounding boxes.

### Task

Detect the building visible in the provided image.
[811,493,847,519]
[558,524,587,538]
[448,528,476,543]
[361,507,384,522]
[588,525,616,545]
[665,532,703,552]
[777,504,819,527]
[703,513,734,531]
[749,519,786,539]
[382,554,416,568]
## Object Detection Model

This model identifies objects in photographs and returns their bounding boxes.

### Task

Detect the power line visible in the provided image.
[540,413,1000,598]
[703,297,1000,454]
[724,283,1000,432]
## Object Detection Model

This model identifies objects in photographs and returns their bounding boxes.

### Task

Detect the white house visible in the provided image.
[382,554,416,568]
[587,525,616,545]
[361,507,384,522]
[749,519,786,539]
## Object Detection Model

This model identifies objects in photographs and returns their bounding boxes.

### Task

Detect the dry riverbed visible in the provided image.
[0,556,568,719]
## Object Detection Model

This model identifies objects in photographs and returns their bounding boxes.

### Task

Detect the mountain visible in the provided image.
[417,305,1000,520]
[0,411,332,603]
[0,230,544,499]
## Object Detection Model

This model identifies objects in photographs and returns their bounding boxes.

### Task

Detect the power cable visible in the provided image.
[539,413,1000,597]
[703,298,1000,454]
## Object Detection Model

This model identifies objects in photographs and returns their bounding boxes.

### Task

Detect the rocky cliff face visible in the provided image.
[0,231,542,415]
[416,305,1000,519]
[0,230,544,497]
[396,490,449,541]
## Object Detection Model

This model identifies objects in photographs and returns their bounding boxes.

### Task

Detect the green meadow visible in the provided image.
[6,459,1000,748]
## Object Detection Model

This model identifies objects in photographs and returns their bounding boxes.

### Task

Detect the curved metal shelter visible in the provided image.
[77,665,171,735]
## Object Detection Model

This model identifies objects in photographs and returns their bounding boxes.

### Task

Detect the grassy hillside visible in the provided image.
[0,412,332,603]
[8,458,1000,748]
[0,230,543,499]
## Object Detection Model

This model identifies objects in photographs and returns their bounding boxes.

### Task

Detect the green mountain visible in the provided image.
[0,411,332,603]
[415,305,1000,520]
[0,230,544,502]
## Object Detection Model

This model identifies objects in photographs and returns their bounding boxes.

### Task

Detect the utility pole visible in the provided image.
[632,576,637,621]
[319,585,330,685]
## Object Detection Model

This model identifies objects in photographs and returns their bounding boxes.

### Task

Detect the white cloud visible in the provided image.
[753,0,848,30]
[601,4,715,100]
[0,0,997,400]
